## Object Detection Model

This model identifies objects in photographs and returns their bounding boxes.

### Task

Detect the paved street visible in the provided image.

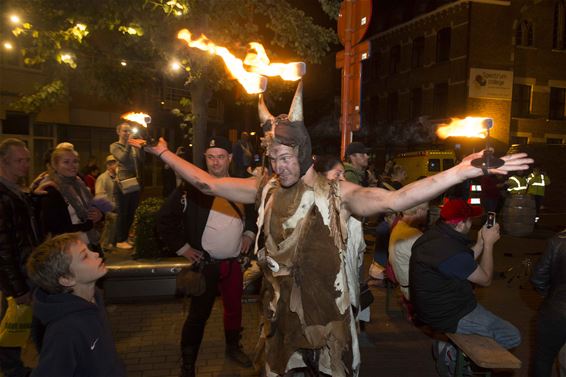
[18,214,564,376]
[104,226,558,376]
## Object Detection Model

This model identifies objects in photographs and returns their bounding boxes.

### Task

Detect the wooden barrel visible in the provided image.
[501,194,536,237]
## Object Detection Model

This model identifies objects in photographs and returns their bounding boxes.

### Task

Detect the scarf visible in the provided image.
[47,173,100,246]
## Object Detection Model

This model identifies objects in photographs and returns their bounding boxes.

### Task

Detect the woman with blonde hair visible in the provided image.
[39,148,104,254]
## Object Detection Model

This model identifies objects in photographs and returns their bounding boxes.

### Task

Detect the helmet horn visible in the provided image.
[258,94,275,125]
[288,81,303,123]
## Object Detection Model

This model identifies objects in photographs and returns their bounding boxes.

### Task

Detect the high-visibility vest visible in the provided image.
[507,176,528,195]
[527,173,550,196]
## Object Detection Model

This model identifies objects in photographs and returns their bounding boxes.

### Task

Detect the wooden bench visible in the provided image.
[446,333,521,377]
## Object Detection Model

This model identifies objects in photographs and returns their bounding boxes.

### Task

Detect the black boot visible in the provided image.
[225,328,252,368]
[179,345,198,377]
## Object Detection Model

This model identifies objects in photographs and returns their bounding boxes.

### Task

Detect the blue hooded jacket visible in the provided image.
[31,288,125,377]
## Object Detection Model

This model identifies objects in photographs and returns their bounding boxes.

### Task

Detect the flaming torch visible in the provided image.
[121,112,155,145]
[177,29,306,94]
[436,117,504,172]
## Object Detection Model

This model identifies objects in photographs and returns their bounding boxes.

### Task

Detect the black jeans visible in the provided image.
[181,260,243,348]
[115,189,140,243]
[533,308,566,377]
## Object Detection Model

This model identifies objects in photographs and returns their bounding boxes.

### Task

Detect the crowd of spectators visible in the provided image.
[0,133,563,376]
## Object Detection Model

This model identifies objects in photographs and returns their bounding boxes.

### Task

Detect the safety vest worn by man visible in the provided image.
[506,175,528,195]
[527,172,550,197]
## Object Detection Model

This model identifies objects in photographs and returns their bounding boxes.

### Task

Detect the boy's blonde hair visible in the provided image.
[27,233,82,294]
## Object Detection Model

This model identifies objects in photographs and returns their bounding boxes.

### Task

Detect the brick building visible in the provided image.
[361,0,566,150]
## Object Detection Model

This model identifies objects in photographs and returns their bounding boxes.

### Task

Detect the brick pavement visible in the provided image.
[16,223,563,377]
[106,298,261,377]
[101,228,556,377]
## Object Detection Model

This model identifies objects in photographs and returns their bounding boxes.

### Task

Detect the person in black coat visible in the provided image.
[0,138,42,377]
[39,148,104,255]
[156,137,257,377]
[531,229,566,377]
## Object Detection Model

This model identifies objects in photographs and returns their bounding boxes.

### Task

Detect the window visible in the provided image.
[428,159,441,172]
[411,36,425,68]
[553,0,566,49]
[410,88,423,119]
[510,136,528,144]
[387,92,399,121]
[389,45,401,74]
[436,27,451,63]
[549,87,566,120]
[1,112,30,135]
[433,82,449,117]
[547,137,563,144]
[515,20,534,47]
[443,159,455,170]
[512,84,531,117]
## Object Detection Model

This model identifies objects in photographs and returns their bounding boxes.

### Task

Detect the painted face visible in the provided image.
[204,147,231,178]
[54,151,80,177]
[326,163,345,181]
[350,153,369,169]
[1,146,31,181]
[117,124,132,142]
[268,143,301,188]
[66,241,107,286]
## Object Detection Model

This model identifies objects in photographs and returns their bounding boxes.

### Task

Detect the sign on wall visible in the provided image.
[468,68,513,100]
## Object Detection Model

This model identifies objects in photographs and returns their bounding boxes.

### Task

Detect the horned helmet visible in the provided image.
[258,81,312,176]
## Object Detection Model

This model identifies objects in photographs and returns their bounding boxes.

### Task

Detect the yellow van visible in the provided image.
[394,150,456,183]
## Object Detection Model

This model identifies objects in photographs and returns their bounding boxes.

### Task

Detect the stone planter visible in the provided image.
[102,250,191,303]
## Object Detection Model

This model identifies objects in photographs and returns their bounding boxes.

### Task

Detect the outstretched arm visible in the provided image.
[343,150,533,217]
[130,138,258,204]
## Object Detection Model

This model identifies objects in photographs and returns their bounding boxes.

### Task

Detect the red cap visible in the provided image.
[440,199,483,224]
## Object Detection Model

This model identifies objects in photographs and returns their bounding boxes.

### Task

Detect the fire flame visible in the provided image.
[177,29,305,94]
[244,43,305,81]
[121,112,151,128]
[436,117,490,139]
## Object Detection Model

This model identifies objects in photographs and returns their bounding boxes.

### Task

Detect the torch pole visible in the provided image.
[340,0,353,160]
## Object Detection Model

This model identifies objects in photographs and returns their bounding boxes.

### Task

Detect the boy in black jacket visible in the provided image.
[26,233,125,377]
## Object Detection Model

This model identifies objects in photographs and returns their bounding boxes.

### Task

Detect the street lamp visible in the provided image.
[9,14,21,25]
[3,41,13,50]
[170,61,181,71]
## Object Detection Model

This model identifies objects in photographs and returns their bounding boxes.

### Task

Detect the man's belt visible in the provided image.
[195,249,238,264]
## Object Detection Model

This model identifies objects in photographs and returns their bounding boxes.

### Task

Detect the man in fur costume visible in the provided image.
[130,82,532,376]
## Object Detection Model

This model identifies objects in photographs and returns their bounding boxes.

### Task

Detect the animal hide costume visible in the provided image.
[255,82,360,376]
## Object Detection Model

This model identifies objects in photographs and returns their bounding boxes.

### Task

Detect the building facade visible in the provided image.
[362,0,566,149]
